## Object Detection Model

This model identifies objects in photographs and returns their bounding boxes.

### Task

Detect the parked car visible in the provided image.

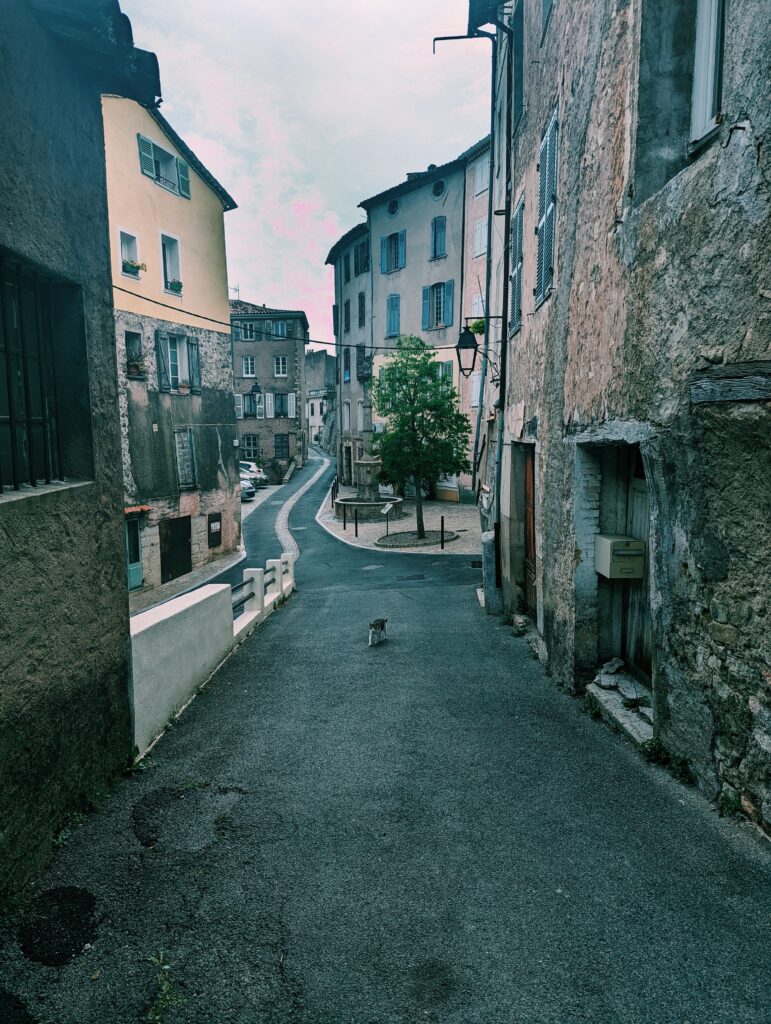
[240,476,255,501]
[240,460,269,488]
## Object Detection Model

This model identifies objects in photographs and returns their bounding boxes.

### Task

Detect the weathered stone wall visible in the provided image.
[116,309,241,589]
[0,0,136,893]
[495,0,771,826]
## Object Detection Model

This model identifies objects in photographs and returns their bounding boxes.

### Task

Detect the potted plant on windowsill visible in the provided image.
[166,279,183,294]
[122,258,146,277]
[177,382,190,394]
[127,360,146,378]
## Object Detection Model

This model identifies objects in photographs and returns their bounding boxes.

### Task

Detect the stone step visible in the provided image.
[586,683,653,749]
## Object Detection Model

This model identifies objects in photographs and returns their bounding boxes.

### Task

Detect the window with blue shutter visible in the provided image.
[397,230,406,269]
[444,280,454,327]
[380,237,388,274]
[421,287,430,331]
[431,217,446,259]
[535,108,558,305]
[509,197,525,334]
[386,295,400,338]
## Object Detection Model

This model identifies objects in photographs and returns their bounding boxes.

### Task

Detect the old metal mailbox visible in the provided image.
[207,512,222,549]
[594,535,645,579]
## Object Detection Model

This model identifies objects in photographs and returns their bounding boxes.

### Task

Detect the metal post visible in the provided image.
[343,503,346,530]
[386,510,389,537]
[355,507,358,537]
[441,515,445,550]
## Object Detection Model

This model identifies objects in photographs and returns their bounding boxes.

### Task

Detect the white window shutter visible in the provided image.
[266,392,275,418]
[234,393,243,419]
[288,392,296,418]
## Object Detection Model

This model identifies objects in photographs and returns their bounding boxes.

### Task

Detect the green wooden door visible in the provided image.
[125,518,143,590]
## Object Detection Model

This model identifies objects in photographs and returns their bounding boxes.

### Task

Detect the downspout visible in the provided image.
[492,18,514,590]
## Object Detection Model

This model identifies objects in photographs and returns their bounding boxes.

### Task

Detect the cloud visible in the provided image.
[120,0,489,346]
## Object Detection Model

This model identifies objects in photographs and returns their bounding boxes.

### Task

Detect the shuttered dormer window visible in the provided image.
[137,134,191,199]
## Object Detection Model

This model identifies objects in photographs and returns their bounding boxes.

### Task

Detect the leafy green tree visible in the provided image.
[371,336,471,538]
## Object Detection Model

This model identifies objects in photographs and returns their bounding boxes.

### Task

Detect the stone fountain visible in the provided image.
[334,452,404,522]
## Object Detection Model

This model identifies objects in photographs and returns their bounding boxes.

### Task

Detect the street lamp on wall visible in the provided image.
[456,326,479,378]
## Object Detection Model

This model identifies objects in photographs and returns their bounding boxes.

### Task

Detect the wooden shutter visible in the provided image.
[535,129,549,300]
[397,230,406,269]
[436,216,446,257]
[509,199,524,333]
[187,338,201,392]
[333,305,339,336]
[422,287,430,330]
[174,429,195,486]
[430,218,437,258]
[256,394,265,418]
[444,280,454,327]
[232,321,241,341]
[288,392,297,418]
[265,392,275,418]
[177,159,191,198]
[137,134,155,177]
[155,330,171,391]
[544,112,558,293]
[234,393,243,419]
[380,237,387,274]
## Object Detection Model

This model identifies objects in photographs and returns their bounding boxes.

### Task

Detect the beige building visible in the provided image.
[102,96,240,598]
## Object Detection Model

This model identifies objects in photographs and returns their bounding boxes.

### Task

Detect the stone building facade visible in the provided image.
[325,223,372,483]
[0,0,160,893]
[230,300,308,479]
[471,0,770,828]
[103,98,240,598]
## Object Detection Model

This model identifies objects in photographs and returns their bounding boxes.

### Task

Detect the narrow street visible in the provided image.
[1,455,769,1024]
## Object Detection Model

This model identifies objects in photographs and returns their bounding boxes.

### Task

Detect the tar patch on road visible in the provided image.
[409,959,460,1006]
[0,988,39,1024]
[131,784,245,851]
[18,886,97,967]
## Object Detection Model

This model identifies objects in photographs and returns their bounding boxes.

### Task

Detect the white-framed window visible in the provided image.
[535,108,558,306]
[473,154,489,195]
[242,354,255,377]
[274,321,287,338]
[241,321,256,340]
[473,217,487,258]
[274,355,288,377]
[421,281,454,330]
[242,434,260,460]
[120,231,141,277]
[161,234,181,293]
[234,392,243,419]
[380,231,406,273]
[137,134,191,198]
[174,429,196,487]
[690,0,724,143]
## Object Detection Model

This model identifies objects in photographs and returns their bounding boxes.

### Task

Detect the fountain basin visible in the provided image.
[334,496,404,522]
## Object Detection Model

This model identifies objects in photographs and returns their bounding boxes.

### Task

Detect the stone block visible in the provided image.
[708,621,739,646]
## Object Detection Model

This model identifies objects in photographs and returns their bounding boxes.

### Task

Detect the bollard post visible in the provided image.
[281,551,296,594]
[386,510,389,537]
[440,515,445,550]
[266,558,284,600]
[355,507,358,537]
[243,568,265,617]
[343,503,347,530]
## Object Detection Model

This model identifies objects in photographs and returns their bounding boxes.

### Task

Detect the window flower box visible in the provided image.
[166,279,183,294]
[126,360,146,379]
[122,258,146,277]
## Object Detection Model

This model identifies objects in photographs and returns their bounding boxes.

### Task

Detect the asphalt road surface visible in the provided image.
[1,454,769,1023]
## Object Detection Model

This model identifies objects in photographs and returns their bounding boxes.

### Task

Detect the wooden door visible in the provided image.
[524,447,537,617]
[622,452,652,680]
[159,516,192,584]
[125,518,143,591]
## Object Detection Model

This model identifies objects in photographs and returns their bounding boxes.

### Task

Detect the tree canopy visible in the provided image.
[371,336,471,538]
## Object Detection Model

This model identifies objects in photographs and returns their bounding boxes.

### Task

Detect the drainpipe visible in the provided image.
[492,19,514,591]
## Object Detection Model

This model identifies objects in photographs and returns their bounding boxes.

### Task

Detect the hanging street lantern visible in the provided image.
[456,325,479,378]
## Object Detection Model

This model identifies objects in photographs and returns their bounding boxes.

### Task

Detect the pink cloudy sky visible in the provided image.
[121,1,490,348]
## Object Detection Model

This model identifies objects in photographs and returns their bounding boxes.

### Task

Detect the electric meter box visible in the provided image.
[594,535,646,579]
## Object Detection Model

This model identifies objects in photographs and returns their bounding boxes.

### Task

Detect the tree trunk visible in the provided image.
[414,474,425,539]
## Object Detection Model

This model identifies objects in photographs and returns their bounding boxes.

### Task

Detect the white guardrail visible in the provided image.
[130,552,296,756]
